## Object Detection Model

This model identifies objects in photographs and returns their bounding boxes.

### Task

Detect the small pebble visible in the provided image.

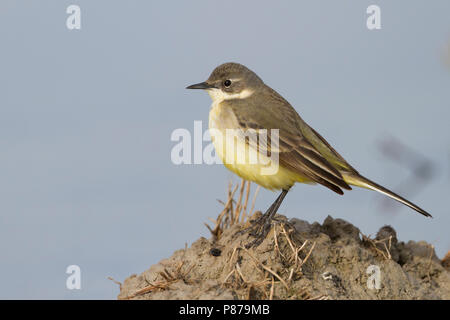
[210,248,221,257]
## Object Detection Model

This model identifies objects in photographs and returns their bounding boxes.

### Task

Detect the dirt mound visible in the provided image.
[117,214,449,300]
[117,182,450,300]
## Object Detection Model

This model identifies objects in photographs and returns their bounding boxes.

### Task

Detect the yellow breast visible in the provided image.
[208,102,311,191]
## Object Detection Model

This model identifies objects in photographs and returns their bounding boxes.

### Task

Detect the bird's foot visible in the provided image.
[235,211,275,248]
[234,189,289,248]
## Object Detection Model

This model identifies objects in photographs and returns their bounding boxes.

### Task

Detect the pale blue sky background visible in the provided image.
[0,1,449,299]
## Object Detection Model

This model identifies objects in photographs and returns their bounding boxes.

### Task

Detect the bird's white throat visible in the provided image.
[207,88,254,106]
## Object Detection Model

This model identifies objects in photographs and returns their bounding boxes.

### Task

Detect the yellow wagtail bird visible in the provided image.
[186,62,431,247]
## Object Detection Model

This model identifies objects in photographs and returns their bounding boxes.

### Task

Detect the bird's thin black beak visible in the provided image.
[186,82,215,90]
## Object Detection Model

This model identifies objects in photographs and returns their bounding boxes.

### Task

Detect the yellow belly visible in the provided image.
[209,103,312,191]
[221,160,311,191]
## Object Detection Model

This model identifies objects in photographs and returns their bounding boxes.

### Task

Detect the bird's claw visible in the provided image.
[235,213,274,248]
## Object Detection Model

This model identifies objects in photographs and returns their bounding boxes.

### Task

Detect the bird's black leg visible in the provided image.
[237,189,289,248]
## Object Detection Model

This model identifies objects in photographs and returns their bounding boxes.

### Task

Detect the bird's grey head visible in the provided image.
[186,62,264,102]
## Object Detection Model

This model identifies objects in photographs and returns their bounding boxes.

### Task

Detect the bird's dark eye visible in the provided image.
[223,79,232,87]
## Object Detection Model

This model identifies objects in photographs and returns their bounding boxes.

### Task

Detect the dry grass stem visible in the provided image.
[206,179,260,240]
[269,276,275,300]
[241,247,289,290]
[362,233,393,260]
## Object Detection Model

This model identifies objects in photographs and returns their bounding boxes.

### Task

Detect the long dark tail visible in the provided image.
[342,173,432,218]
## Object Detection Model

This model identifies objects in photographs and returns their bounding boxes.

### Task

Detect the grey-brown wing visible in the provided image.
[303,125,358,174]
[226,96,352,194]
[278,132,352,194]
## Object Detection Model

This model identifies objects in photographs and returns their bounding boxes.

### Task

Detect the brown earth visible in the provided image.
[116,182,450,300]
